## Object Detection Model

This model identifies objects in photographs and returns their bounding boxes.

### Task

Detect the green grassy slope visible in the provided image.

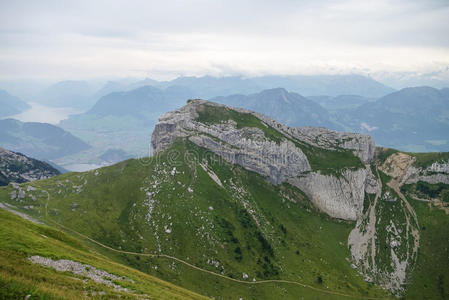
[404,198,449,300]
[400,183,449,300]
[0,139,389,300]
[408,152,449,168]
[369,148,449,299]
[0,208,208,300]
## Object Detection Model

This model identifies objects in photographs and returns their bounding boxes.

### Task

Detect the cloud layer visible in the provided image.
[0,0,448,80]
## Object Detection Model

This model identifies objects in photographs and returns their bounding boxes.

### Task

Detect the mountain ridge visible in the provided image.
[1,99,448,299]
[212,88,339,129]
[0,119,91,160]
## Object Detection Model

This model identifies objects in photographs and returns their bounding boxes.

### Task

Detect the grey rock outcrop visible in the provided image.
[0,148,60,186]
[288,167,369,220]
[152,100,376,220]
[404,161,449,185]
[247,111,375,163]
[287,127,375,163]
[379,152,449,185]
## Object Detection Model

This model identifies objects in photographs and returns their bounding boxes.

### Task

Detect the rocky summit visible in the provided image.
[152,99,376,221]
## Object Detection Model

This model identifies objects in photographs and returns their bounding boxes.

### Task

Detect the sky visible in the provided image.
[0,0,448,83]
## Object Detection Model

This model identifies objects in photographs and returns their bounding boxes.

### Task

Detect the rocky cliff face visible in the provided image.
[0,148,60,186]
[349,151,449,295]
[288,167,372,220]
[404,161,449,185]
[152,100,375,220]
[379,152,449,185]
[151,100,449,295]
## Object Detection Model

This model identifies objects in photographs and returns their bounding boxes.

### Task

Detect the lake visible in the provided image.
[5,102,84,124]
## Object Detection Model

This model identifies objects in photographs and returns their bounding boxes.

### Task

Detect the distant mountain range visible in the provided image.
[211,86,448,152]
[335,86,449,152]
[213,88,338,129]
[0,119,91,160]
[58,85,195,167]
[57,84,449,169]
[2,75,447,169]
[308,94,376,111]
[31,74,393,111]
[35,80,97,110]
[132,74,395,98]
[87,85,193,117]
[0,89,30,118]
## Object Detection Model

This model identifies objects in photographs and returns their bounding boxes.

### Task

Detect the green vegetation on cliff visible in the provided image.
[195,103,364,174]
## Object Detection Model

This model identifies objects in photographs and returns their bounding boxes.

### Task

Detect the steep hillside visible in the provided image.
[0,119,91,160]
[349,148,449,298]
[1,100,447,299]
[0,208,207,299]
[0,89,30,118]
[0,148,59,186]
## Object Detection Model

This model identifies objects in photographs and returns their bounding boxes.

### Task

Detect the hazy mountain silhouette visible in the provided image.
[213,88,339,128]
[0,119,91,160]
[0,89,30,118]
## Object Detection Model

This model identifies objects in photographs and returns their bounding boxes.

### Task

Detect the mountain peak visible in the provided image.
[152,100,374,221]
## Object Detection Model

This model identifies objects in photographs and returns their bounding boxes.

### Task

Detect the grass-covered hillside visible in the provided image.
[0,208,208,299]
[0,139,389,299]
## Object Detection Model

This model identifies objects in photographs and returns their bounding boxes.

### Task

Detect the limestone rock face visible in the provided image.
[404,161,449,185]
[380,152,416,182]
[288,167,369,220]
[152,100,311,185]
[251,112,375,163]
[152,100,376,220]
[287,127,375,163]
[379,152,449,185]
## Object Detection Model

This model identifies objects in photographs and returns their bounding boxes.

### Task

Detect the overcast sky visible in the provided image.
[0,0,448,81]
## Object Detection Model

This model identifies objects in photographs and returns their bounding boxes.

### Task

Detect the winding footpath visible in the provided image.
[41,190,391,299]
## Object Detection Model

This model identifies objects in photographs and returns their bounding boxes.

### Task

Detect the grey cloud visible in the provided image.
[0,0,448,80]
